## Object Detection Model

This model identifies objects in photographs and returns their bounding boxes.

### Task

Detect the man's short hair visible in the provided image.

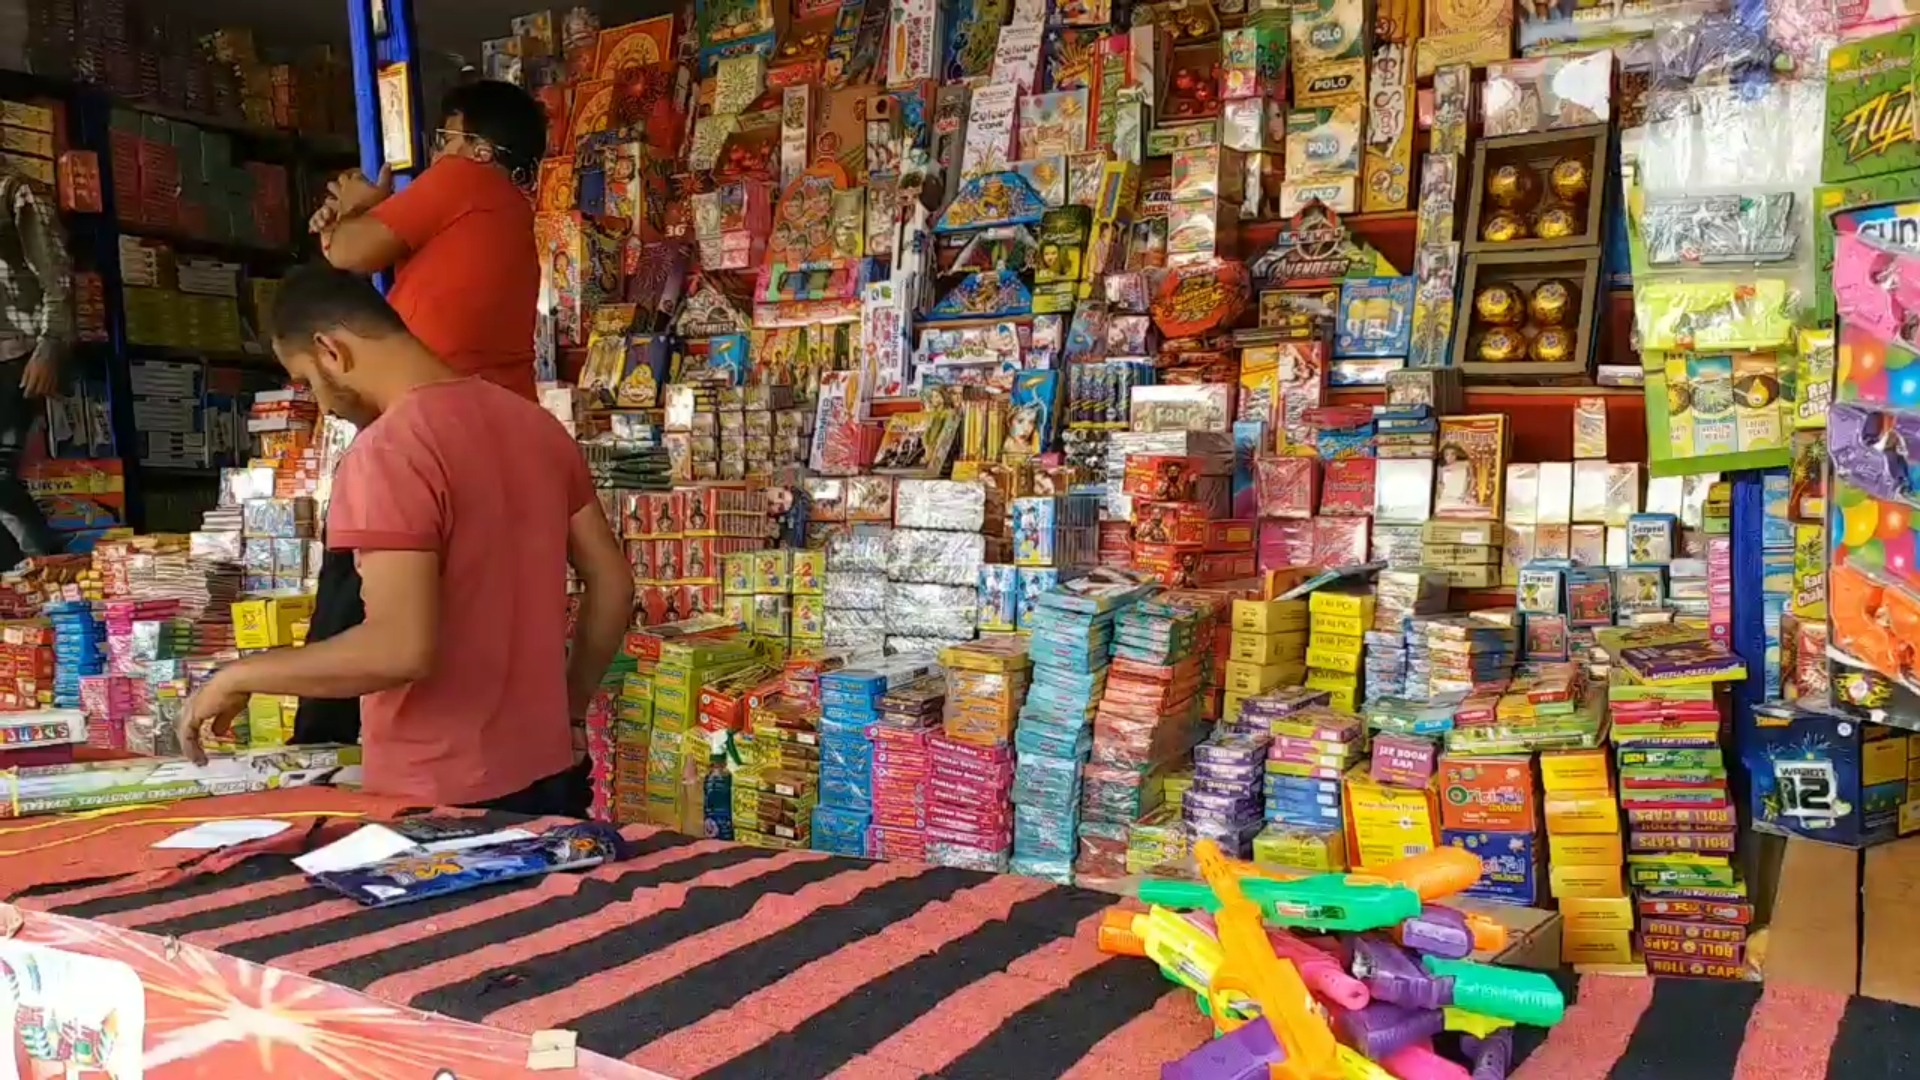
[441,79,547,176]
[269,263,410,344]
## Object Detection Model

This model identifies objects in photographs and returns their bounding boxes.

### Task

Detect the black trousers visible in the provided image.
[464,759,592,818]
[0,357,63,568]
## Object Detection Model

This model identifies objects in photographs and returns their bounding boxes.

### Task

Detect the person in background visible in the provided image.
[0,162,71,568]
[309,78,545,400]
[297,78,549,749]
[179,265,633,816]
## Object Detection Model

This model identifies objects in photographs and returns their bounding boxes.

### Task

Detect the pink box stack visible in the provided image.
[927,733,1015,872]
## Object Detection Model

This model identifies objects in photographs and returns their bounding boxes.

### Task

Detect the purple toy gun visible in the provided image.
[1461,1028,1514,1080]
[1161,1017,1286,1080]
[1332,1001,1444,1061]
[1350,934,1452,1010]
[1187,912,1371,1010]
[1398,905,1475,960]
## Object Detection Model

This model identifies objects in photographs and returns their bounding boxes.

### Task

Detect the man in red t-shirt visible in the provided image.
[178,265,634,814]
[312,80,543,400]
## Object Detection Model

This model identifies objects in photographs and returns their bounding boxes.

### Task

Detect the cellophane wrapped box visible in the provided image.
[895,479,989,531]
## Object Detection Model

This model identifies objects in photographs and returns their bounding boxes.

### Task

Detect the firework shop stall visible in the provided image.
[5,0,1920,1075]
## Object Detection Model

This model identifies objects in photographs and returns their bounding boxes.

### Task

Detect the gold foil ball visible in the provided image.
[1474,284,1527,328]
[1482,211,1530,244]
[1548,157,1591,203]
[1528,279,1577,327]
[1478,326,1529,363]
[1485,164,1538,210]
[1530,326,1575,364]
[1534,205,1583,240]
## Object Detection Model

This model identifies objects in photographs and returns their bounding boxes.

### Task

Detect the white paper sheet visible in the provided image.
[153,819,293,850]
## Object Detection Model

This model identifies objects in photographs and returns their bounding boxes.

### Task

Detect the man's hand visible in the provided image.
[328,165,393,219]
[309,197,341,235]
[19,340,57,399]
[177,673,249,767]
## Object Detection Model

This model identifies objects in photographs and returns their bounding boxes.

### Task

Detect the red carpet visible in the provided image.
[9,805,1913,1079]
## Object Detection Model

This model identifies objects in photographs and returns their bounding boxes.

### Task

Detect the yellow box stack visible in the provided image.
[1224,598,1308,719]
[1305,590,1373,714]
[1543,747,1632,966]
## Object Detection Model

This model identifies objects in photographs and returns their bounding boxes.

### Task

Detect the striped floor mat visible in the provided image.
[12,820,1910,1079]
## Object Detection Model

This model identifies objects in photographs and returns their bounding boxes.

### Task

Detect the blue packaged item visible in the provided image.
[312,823,626,908]
[812,805,872,856]
[1009,853,1075,884]
[1441,828,1542,906]
[1016,719,1095,759]
[1013,806,1080,860]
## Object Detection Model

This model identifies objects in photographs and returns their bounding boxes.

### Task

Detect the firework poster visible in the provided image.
[0,910,661,1080]
[1,938,144,1079]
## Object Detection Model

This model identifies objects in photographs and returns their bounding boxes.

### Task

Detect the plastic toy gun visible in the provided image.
[1184,911,1370,1011]
[1139,872,1422,933]
[1349,938,1565,1027]
[1462,1028,1514,1080]
[1193,839,1344,1080]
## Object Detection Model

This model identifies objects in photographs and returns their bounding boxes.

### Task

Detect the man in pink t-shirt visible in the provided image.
[178,264,634,813]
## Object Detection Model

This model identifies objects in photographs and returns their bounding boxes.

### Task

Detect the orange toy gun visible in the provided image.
[1195,839,1344,1080]
[1367,848,1508,955]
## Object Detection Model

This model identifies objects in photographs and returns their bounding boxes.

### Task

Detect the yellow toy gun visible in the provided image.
[1194,839,1344,1080]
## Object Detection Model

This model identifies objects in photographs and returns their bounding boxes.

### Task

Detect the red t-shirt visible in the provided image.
[369,157,540,401]
[327,377,594,805]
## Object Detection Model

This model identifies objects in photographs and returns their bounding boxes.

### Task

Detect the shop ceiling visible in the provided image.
[162,0,680,56]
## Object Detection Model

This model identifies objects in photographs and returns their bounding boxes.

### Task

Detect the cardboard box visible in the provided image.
[231,593,316,649]
[1558,895,1635,935]
[1345,768,1438,869]
[1438,755,1537,832]
[1548,831,1624,866]
[1549,863,1626,899]
[1540,748,1612,793]
[1230,629,1308,665]
[1233,597,1308,634]
[1544,791,1621,835]
[1442,828,1541,905]
[1561,929,1634,966]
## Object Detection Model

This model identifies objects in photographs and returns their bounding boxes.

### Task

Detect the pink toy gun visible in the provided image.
[1190,912,1371,1011]
[1380,1040,1471,1080]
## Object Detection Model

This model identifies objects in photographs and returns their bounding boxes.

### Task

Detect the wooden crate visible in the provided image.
[1464,124,1611,255]
[1452,248,1603,380]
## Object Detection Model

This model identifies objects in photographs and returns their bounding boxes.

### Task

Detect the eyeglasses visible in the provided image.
[431,128,509,158]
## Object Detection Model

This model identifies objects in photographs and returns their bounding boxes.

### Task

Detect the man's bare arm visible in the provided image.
[214,549,439,698]
[565,500,635,719]
[321,214,410,275]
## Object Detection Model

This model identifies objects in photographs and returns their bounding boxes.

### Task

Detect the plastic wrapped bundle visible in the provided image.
[895,479,989,531]
[886,528,987,585]
[884,583,977,638]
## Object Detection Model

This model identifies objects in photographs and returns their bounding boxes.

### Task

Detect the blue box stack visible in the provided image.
[814,657,938,857]
[1010,568,1155,884]
[45,600,104,711]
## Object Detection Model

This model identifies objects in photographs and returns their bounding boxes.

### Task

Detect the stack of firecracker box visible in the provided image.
[932,637,1029,872]
[1598,624,1752,979]
[1306,589,1372,714]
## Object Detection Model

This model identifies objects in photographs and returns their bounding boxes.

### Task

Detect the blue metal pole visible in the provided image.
[345,0,390,291]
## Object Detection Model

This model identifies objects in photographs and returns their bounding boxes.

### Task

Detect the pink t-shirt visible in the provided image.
[327,377,594,804]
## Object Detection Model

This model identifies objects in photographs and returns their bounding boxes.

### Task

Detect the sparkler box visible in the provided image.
[0,745,360,819]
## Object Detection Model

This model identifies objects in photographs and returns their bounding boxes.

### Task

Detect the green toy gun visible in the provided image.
[1137,872,1422,933]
